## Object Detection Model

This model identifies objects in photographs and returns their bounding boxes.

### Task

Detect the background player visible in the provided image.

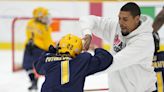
[152,31,164,92]
[22,7,55,91]
[152,7,164,92]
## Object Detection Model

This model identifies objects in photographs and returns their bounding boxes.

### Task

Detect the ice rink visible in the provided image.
[0,50,108,92]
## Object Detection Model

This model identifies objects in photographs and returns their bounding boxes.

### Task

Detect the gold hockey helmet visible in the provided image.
[58,34,83,58]
[33,7,48,18]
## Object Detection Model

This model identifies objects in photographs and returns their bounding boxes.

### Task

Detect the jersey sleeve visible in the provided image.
[42,26,55,51]
[86,48,113,76]
[25,20,34,42]
[34,52,47,75]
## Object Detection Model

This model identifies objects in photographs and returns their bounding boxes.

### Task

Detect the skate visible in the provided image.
[28,79,38,92]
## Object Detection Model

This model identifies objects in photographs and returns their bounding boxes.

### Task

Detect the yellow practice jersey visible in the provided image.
[25,19,55,51]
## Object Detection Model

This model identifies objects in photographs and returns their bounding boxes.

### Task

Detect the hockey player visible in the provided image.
[152,32,164,92]
[152,7,164,92]
[22,7,55,91]
[79,2,156,92]
[34,34,113,92]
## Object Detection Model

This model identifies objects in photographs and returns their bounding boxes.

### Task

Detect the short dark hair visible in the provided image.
[120,2,141,17]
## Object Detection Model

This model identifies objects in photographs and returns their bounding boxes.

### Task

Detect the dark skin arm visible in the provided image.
[82,34,92,51]
[153,7,164,32]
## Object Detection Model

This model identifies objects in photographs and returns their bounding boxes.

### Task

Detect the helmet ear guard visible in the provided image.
[58,34,83,58]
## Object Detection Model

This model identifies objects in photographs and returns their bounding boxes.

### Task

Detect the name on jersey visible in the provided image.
[45,57,71,62]
[152,61,164,68]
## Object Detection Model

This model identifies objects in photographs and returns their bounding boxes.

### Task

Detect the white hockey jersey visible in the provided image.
[79,15,157,92]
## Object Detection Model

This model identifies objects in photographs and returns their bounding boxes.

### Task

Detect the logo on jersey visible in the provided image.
[113,35,124,52]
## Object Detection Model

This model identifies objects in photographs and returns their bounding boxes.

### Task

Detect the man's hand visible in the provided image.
[82,34,92,51]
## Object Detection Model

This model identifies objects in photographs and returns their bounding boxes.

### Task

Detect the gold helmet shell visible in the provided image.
[33,7,48,18]
[58,34,83,58]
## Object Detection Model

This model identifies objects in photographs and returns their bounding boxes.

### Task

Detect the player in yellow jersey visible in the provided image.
[22,7,55,91]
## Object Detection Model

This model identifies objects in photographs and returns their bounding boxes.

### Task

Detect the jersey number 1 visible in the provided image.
[61,60,70,85]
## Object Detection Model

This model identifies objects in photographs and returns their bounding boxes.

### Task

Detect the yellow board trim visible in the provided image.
[0,42,164,51]
[61,60,70,85]
[0,42,11,50]
[0,42,25,50]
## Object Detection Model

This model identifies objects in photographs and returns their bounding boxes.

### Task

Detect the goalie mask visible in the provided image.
[58,34,83,58]
[33,7,49,18]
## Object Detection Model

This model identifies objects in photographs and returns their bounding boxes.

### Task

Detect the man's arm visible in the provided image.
[153,7,164,32]
[79,15,117,50]
[42,26,55,51]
